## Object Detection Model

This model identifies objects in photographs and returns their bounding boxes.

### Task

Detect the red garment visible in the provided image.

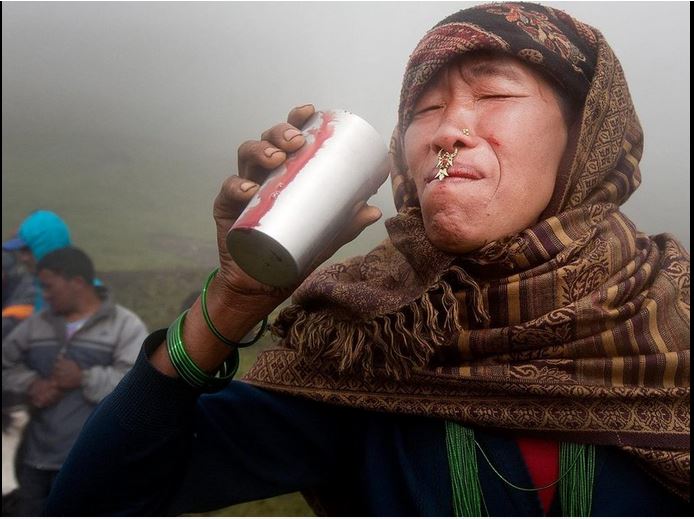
[516,437,560,514]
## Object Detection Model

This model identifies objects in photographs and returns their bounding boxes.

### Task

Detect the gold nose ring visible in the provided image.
[435,147,458,181]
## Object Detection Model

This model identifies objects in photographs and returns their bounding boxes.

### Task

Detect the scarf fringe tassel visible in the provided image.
[271,265,492,379]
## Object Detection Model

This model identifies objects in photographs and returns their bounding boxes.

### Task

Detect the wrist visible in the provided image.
[166,310,238,391]
[170,269,275,373]
[150,268,277,379]
[204,271,280,342]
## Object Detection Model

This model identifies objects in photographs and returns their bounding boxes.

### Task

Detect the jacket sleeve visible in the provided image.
[2,317,40,394]
[80,308,148,403]
[2,271,35,340]
[45,330,356,516]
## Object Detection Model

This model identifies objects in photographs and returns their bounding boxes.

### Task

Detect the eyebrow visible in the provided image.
[460,62,524,84]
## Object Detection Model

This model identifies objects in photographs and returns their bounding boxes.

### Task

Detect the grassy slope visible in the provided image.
[2,154,221,271]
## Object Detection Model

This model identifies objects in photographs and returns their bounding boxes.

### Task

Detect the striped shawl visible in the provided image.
[245,2,690,500]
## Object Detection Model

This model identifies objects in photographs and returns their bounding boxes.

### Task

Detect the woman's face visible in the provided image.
[403,54,570,254]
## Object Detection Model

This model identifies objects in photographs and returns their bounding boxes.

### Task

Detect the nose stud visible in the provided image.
[462,128,471,136]
[435,148,458,181]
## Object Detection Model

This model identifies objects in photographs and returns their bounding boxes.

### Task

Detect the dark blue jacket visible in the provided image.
[45,330,689,516]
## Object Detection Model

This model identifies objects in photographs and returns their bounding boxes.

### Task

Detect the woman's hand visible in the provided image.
[150,104,382,378]
[211,104,315,303]
[212,104,382,310]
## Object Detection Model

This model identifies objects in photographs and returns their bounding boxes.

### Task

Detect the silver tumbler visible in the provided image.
[226,109,389,287]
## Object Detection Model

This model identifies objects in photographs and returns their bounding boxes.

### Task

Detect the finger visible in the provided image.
[312,204,382,268]
[237,104,314,181]
[214,175,262,221]
[338,204,383,245]
[237,140,287,182]
[260,123,306,154]
[287,104,315,128]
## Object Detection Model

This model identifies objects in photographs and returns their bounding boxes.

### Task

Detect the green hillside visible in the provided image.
[2,153,222,271]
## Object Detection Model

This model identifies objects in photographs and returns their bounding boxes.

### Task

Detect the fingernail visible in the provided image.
[264,147,282,158]
[240,181,259,192]
[283,128,302,141]
[296,103,314,110]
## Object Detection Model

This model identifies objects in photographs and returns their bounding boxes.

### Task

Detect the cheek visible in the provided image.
[403,125,429,184]
[495,150,557,212]
[495,108,565,174]
[527,115,567,195]
[485,110,566,221]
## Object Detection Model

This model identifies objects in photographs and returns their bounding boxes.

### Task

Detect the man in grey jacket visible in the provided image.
[2,246,147,516]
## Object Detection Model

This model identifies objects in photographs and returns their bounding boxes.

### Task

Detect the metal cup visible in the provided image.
[226,109,389,287]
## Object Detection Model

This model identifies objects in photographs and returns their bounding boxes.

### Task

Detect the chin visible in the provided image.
[426,227,487,255]
[422,202,500,254]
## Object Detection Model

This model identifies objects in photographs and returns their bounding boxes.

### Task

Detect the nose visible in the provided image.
[430,111,476,154]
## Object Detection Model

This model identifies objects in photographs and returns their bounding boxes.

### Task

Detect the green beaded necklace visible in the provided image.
[445,422,595,516]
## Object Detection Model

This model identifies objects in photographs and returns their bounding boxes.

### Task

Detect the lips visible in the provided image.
[426,164,485,183]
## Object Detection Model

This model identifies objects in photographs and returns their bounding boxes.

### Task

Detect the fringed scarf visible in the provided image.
[244,2,690,501]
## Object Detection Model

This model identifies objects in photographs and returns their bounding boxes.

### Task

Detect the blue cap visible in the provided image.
[2,236,27,251]
[2,211,71,261]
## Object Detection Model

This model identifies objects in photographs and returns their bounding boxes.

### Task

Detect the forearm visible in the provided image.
[46,330,345,516]
[47,277,282,516]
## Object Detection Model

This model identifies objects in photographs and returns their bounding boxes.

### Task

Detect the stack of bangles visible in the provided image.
[166,268,268,391]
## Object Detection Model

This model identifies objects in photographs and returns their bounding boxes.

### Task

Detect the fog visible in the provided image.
[2,1,690,271]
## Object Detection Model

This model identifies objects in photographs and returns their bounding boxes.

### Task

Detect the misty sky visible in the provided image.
[2,1,690,271]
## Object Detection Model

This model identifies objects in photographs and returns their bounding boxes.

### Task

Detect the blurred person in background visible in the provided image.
[2,246,147,516]
[46,2,688,516]
[2,210,72,312]
[2,210,71,514]
[2,251,35,514]
[2,251,35,341]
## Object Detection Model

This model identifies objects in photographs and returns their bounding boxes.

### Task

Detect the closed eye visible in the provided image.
[478,94,527,101]
[414,105,443,115]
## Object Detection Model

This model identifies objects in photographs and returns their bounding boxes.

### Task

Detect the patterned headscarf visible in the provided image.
[246,2,690,500]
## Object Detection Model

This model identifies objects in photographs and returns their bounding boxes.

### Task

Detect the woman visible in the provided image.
[46,2,689,516]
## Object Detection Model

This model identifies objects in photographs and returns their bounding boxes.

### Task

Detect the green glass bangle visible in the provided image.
[201,268,268,348]
[166,310,238,391]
